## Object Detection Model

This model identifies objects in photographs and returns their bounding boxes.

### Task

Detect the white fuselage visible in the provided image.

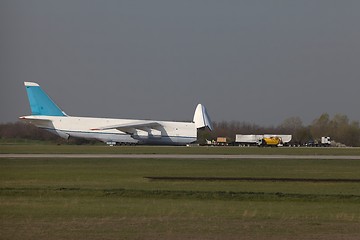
[22,115,197,145]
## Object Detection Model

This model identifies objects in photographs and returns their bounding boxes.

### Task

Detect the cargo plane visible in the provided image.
[20,82,212,145]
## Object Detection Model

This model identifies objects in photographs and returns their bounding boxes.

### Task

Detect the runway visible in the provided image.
[1,154,360,159]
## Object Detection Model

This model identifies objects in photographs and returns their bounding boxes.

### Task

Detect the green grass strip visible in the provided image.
[2,187,360,203]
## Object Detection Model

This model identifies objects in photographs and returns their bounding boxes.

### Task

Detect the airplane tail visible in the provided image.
[23,82,67,116]
[193,104,213,131]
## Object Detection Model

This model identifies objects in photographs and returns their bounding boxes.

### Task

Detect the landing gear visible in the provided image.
[106,141,117,146]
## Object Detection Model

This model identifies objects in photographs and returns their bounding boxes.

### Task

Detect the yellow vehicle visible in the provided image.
[258,136,282,147]
[216,137,228,146]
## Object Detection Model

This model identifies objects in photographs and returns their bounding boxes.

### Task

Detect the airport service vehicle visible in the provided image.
[20,82,212,145]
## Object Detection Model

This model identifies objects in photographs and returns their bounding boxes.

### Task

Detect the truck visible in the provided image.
[205,137,230,146]
[321,136,331,146]
[216,137,228,146]
[305,137,331,147]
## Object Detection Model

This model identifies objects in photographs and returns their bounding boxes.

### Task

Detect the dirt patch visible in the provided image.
[144,176,360,183]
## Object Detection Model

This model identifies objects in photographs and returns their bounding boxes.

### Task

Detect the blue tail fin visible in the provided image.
[24,82,66,116]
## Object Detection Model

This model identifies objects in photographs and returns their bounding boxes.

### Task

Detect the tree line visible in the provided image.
[1,113,360,146]
[0,122,94,144]
[200,113,360,147]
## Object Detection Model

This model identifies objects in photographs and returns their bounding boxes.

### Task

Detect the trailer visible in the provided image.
[235,134,263,146]
[264,134,292,144]
[235,134,292,147]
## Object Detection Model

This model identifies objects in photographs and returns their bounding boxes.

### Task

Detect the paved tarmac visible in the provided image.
[1,154,360,159]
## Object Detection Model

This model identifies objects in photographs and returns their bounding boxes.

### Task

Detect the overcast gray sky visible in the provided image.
[1,0,360,126]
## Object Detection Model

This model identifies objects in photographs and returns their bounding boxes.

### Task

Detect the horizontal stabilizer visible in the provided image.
[19,116,54,127]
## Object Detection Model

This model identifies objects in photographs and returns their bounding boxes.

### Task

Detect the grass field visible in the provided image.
[1,144,360,239]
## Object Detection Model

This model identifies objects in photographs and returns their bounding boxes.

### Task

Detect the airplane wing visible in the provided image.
[91,121,162,137]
